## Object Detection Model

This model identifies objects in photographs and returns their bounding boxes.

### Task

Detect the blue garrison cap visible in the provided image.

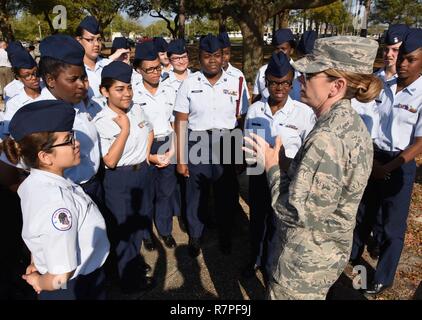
[273,28,295,46]
[153,37,168,52]
[9,100,75,141]
[265,51,294,78]
[78,16,100,35]
[40,34,85,66]
[385,24,409,45]
[218,31,231,48]
[6,42,37,69]
[167,39,187,57]
[112,37,129,50]
[401,28,422,54]
[101,61,132,83]
[297,30,317,55]
[199,34,221,53]
[135,41,158,61]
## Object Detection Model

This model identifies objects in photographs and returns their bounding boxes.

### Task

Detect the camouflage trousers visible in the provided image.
[266,228,351,300]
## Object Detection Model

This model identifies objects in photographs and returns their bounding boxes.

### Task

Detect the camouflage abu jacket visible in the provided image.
[266,98,373,300]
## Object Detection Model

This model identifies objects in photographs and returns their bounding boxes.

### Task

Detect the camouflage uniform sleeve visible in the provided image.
[267,131,343,228]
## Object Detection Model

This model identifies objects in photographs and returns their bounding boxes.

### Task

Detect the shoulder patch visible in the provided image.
[51,208,72,231]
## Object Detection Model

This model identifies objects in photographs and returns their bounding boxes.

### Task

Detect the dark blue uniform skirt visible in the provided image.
[185,130,238,242]
[38,267,106,300]
[150,136,178,236]
[351,149,416,286]
[102,161,152,289]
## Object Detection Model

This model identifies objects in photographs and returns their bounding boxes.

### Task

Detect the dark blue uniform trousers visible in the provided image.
[351,149,416,286]
[38,267,106,300]
[150,137,178,236]
[185,130,238,241]
[248,172,276,270]
[103,161,152,289]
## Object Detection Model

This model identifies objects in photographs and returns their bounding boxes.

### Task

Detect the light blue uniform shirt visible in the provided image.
[245,96,315,158]
[374,68,398,83]
[36,88,101,184]
[133,81,175,138]
[93,102,152,167]
[351,98,380,139]
[226,62,251,100]
[3,89,37,134]
[374,75,422,152]
[165,69,192,97]
[85,57,112,99]
[3,79,24,103]
[18,169,109,278]
[252,60,301,101]
[174,70,249,131]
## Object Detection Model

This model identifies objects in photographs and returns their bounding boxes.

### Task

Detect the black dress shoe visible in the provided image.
[143,238,156,252]
[188,237,201,258]
[161,235,177,249]
[365,283,391,295]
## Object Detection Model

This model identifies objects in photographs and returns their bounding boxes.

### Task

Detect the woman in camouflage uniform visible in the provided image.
[244,36,383,299]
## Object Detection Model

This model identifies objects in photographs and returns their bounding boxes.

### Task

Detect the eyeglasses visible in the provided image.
[170,55,189,62]
[267,79,292,89]
[140,65,162,74]
[48,131,76,149]
[19,71,39,81]
[81,37,102,44]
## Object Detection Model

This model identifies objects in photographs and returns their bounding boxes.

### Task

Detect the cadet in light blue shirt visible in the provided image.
[374,24,409,83]
[76,16,129,99]
[174,34,249,258]
[93,61,155,294]
[166,39,192,96]
[133,41,179,250]
[351,28,422,295]
[3,41,41,135]
[242,51,315,278]
[36,34,103,208]
[4,100,109,300]
[252,28,301,102]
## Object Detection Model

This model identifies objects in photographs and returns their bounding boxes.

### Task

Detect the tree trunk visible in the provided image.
[43,10,56,34]
[0,13,13,41]
[278,9,290,28]
[239,15,265,83]
[302,10,307,31]
[178,0,186,39]
[272,15,277,38]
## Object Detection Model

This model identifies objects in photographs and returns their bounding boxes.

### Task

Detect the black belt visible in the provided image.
[106,161,147,172]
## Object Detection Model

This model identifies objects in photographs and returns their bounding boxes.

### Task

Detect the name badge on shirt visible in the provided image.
[223,89,238,96]
[395,103,417,113]
[191,90,203,93]
[375,99,382,104]
[251,122,262,127]
[139,102,147,106]
[279,123,299,130]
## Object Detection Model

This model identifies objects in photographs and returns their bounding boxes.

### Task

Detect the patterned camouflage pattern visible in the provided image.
[292,36,379,74]
[266,99,373,300]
